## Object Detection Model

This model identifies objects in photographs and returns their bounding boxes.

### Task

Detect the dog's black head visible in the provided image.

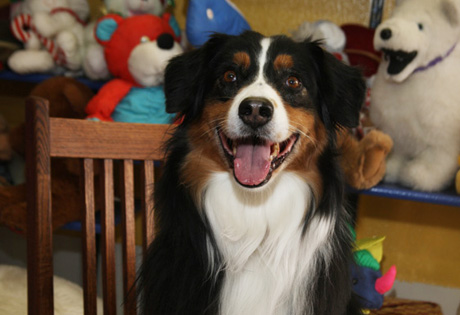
[165,31,365,192]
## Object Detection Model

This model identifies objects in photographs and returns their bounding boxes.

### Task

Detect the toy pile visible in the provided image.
[6,0,176,80]
[0,77,95,233]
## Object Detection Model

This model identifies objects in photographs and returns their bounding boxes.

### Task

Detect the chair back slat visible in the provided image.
[82,158,98,315]
[26,97,54,314]
[141,160,155,256]
[50,118,170,160]
[101,159,117,315]
[26,96,172,315]
[120,160,137,315]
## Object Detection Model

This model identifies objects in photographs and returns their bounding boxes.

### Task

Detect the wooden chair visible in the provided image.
[25,96,172,315]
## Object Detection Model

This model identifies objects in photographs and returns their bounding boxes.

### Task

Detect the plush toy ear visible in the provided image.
[164,34,230,120]
[162,12,181,39]
[309,42,365,129]
[441,0,459,26]
[95,14,124,45]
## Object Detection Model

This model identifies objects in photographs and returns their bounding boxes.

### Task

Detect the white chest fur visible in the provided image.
[203,172,334,315]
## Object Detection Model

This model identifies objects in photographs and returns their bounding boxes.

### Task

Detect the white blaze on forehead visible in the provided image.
[226,37,291,142]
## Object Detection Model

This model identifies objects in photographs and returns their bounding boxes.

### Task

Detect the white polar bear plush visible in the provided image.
[8,0,89,74]
[370,0,460,191]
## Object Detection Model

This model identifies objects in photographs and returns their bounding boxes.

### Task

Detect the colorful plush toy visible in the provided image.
[352,232,397,311]
[370,0,460,191]
[83,0,172,80]
[186,0,250,47]
[85,14,182,124]
[8,0,90,74]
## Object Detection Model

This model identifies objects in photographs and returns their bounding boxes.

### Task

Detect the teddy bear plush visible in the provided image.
[83,0,170,80]
[8,0,90,74]
[0,77,94,233]
[370,0,460,191]
[85,13,182,124]
[338,129,393,190]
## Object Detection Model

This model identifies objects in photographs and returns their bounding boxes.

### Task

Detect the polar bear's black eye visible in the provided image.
[418,23,424,30]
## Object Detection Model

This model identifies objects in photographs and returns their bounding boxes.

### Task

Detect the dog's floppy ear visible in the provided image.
[164,34,231,119]
[309,42,365,129]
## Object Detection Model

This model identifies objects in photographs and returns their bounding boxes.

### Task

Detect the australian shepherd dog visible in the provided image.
[138,31,366,315]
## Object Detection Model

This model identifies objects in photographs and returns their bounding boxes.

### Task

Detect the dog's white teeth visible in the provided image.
[270,143,280,161]
[232,143,237,156]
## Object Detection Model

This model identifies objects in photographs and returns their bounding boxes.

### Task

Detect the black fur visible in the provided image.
[137,31,365,315]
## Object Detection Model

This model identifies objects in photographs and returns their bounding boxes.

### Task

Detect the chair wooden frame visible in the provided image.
[25,96,172,315]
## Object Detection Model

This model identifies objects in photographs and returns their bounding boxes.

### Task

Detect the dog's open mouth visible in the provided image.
[218,130,299,188]
[382,49,417,75]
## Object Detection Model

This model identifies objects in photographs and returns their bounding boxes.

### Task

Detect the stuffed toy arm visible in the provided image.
[85,79,133,121]
[33,11,78,38]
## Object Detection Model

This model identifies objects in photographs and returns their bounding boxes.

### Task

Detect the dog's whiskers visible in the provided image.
[289,125,317,148]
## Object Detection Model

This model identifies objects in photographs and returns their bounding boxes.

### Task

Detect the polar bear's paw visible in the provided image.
[400,160,451,191]
[383,154,403,184]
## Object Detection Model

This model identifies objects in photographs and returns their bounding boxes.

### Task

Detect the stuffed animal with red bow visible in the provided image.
[85,13,183,124]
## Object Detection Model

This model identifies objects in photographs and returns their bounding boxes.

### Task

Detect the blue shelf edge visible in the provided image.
[350,183,460,207]
[0,70,106,90]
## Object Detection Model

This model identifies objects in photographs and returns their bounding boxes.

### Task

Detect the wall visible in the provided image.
[172,0,395,36]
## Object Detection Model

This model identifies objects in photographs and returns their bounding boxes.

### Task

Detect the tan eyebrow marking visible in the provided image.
[274,54,294,71]
[233,52,251,69]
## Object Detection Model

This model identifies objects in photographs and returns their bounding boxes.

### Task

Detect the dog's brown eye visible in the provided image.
[286,76,301,88]
[224,71,237,82]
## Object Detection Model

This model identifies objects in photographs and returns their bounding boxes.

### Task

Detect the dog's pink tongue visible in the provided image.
[234,142,271,186]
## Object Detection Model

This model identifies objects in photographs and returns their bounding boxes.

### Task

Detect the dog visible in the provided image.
[137,31,366,315]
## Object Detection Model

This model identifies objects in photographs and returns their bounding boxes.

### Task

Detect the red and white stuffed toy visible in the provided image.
[85,13,183,124]
[8,0,89,74]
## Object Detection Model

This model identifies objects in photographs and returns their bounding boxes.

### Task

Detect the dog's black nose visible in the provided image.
[380,28,392,40]
[157,33,174,49]
[238,98,274,129]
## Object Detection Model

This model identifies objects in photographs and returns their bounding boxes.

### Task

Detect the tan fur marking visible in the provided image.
[181,100,232,205]
[233,52,251,69]
[274,54,294,71]
[283,105,328,201]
